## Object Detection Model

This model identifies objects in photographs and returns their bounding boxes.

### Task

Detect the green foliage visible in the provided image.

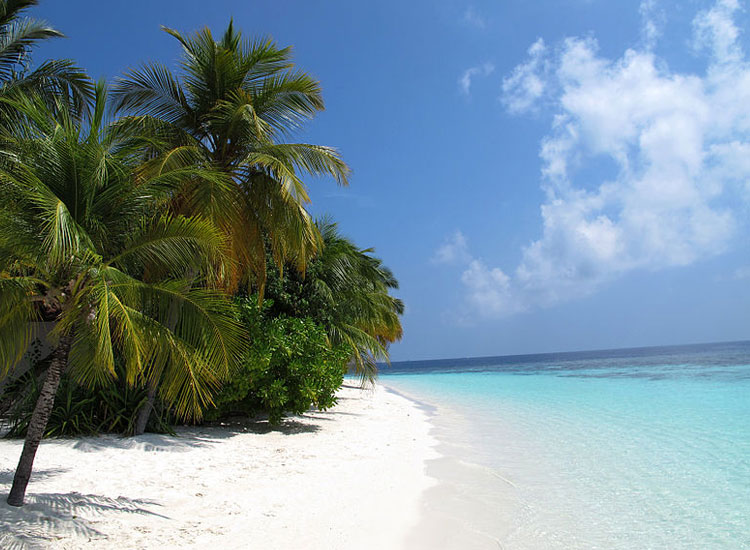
[0,0,93,118]
[262,218,404,383]
[0,83,246,422]
[209,296,348,424]
[0,16,400,441]
[111,21,350,294]
[1,367,175,438]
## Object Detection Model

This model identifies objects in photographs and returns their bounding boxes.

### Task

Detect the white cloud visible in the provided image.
[461,260,521,317]
[433,231,472,264]
[640,0,665,50]
[463,6,486,29]
[501,38,549,114]
[459,62,495,96]
[462,0,750,318]
[432,231,521,316]
[693,0,743,63]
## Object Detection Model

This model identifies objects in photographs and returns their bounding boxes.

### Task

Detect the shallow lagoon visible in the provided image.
[383,341,750,549]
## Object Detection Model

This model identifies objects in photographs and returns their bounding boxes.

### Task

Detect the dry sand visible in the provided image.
[0,384,438,550]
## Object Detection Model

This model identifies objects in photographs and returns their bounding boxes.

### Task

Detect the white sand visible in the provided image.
[0,384,438,550]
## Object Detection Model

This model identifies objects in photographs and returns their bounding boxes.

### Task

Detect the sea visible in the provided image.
[380,340,750,549]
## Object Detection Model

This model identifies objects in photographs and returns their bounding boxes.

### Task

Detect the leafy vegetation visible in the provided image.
[209,297,349,424]
[109,20,354,433]
[0,84,245,505]
[0,4,403,508]
[0,0,91,115]
[1,366,174,438]
[264,218,404,382]
[111,21,350,295]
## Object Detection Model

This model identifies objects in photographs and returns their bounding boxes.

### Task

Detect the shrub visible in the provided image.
[209,297,349,424]
[1,367,175,438]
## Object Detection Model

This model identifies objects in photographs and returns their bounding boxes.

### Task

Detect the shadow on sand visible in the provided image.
[0,491,165,550]
[202,416,323,435]
[0,468,69,485]
[0,401,363,547]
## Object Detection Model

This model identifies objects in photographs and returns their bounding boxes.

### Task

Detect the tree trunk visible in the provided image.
[133,275,189,436]
[7,334,71,507]
[133,379,157,436]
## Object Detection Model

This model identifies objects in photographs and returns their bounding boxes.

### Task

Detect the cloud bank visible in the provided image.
[448,0,750,318]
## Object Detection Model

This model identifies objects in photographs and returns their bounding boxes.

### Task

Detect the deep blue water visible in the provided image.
[381,341,750,549]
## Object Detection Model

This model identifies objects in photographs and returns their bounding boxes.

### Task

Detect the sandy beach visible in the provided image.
[0,384,437,550]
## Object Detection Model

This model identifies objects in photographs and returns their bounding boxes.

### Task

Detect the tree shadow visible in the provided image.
[340,383,366,389]
[204,417,321,435]
[0,467,68,485]
[0,491,166,550]
[70,431,232,453]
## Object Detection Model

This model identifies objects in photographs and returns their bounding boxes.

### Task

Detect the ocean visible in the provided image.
[381,341,750,549]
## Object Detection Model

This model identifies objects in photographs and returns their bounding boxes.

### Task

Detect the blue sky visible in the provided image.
[34,0,750,360]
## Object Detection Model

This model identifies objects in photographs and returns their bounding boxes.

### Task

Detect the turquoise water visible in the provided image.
[382,342,750,548]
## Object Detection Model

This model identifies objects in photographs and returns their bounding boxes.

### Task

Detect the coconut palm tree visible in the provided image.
[111,21,350,294]
[0,84,245,507]
[311,219,403,382]
[264,218,403,382]
[112,21,350,432]
[0,0,91,115]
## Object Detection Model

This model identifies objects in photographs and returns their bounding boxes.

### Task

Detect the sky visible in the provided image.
[31,0,750,360]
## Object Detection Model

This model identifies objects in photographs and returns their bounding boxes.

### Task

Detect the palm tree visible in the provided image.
[111,21,350,294]
[0,0,91,115]
[0,84,245,507]
[112,21,350,432]
[312,219,404,382]
[264,219,404,382]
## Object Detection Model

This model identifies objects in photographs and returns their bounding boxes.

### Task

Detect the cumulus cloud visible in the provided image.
[693,0,743,63]
[461,260,520,316]
[433,231,472,264]
[459,62,495,96]
[501,38,549,114]
[459,0,750,318]
[433,233,521,317]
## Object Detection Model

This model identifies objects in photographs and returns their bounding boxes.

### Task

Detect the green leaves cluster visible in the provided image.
[263,218,404,383]
[2,365,174,438]
[210,296,349,425]
[111,20,350,295]
[0,8,403,438]
[0,83,247,421]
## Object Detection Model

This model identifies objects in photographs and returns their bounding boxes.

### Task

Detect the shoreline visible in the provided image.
[0,384,438,550]
[381,380,519,550]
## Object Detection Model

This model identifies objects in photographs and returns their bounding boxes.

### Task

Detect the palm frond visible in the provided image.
[0,275,38,375]
[0,1,42,27]
[107,215,227,277]
[112,63,192,127]
[0,17,60,77]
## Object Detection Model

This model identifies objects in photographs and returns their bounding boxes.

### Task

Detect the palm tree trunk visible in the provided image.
[6,334,71,507]
[133,379,157,436]
[133,280,188,436]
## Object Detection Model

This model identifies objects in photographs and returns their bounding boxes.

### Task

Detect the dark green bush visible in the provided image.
[1,367,175,438]
[208,297,348,424]
[1,295,348,434]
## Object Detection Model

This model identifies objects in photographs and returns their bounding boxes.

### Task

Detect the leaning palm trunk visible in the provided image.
[7,334,71,506]
[133,379,158,436]
[133,271,191,436]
